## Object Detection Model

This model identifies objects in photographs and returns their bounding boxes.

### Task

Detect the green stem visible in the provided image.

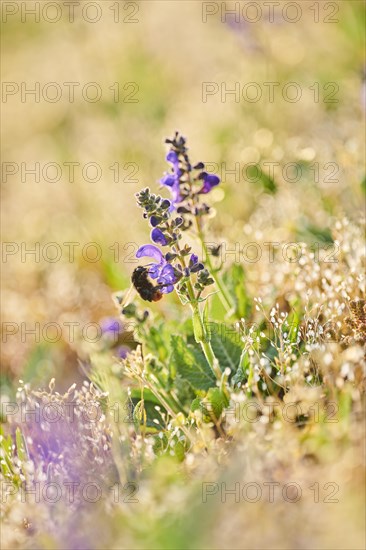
[200,334,222,381]
[190,301,221,378]
[184,166,233,315]
[144,380,194,443]
[174,242,221,381]
[195,218,233,314]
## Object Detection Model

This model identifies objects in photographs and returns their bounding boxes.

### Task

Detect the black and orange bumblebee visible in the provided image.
[131,266,165,302]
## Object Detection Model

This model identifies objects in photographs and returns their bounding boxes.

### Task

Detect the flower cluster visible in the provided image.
[160,132,220,215]
[134,132,219,299]
[136,243,180,294]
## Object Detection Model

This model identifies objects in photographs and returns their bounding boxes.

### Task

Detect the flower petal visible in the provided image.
[205,173,220,185]
[100,317,122,336]
[190,262,204,273]
[136,244,163,263]
[150,216,160,227]
[160,174,176,187]
[161,284,174,294]
[171,182,182,204]
[151,228,168,246]
[166,150,179,165]
[148,264,160,279]
[189,254,198,266]
[157,263,177,285]
[199,172,220,194]
[115,345,130,359]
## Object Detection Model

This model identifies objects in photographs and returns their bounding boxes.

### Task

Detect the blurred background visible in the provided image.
[1,0,365,389]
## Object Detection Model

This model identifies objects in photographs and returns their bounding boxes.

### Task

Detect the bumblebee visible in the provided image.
[131,266,164,302]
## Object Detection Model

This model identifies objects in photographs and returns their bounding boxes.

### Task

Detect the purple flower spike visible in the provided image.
[198,172,220,194]
[151,228,168,246]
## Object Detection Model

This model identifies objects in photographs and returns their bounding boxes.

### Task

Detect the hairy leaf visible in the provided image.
[208,322,243,376]
[170,335,216,390]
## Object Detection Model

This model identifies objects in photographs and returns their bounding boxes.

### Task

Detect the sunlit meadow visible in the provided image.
[1,1,365,549]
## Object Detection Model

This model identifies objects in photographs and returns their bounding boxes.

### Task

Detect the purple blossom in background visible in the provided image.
[100,317,122,341]
[115,345,130,359]
[136,244,178,293]
[13,389,116,549]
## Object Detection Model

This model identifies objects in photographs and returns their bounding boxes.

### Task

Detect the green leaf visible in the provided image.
[298,222,333,245]
[247,163,277,193]
[133,400,147,432]
[152,432,168,455]
[361,175,366,195]
[22,344,56,385]
[170,335,215,391]
[232,349,250,387]
[202,299,209,327]
[286,312,301,346]
[130,388,160,405]
[172,439,186,462]
[192,306,205,343]
[208,322,243,376]
[130,389,165,430]
[0,426,15,481]
[173,375,196,408]
[204,388,229,420]
[223,264,251,319]
[15,427,28,463]
[147,324,170,362]
[102,261,128,290]
[190,398,202,412]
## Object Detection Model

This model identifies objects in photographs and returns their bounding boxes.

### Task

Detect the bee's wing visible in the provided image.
[112,284,136,309]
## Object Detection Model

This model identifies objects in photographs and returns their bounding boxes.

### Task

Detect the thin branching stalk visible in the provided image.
[195,216,233,314]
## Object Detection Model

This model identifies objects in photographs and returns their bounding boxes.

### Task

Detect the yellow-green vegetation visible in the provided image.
[1,2,365,549]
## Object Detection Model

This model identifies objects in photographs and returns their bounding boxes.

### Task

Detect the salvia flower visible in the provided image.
[160,150,183,208]
[133,134,217,305]
[198,172,220,194]
[151,227,168,246]
[159,132,221,222]
[189,253,204,273]
[136,244,178,293]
